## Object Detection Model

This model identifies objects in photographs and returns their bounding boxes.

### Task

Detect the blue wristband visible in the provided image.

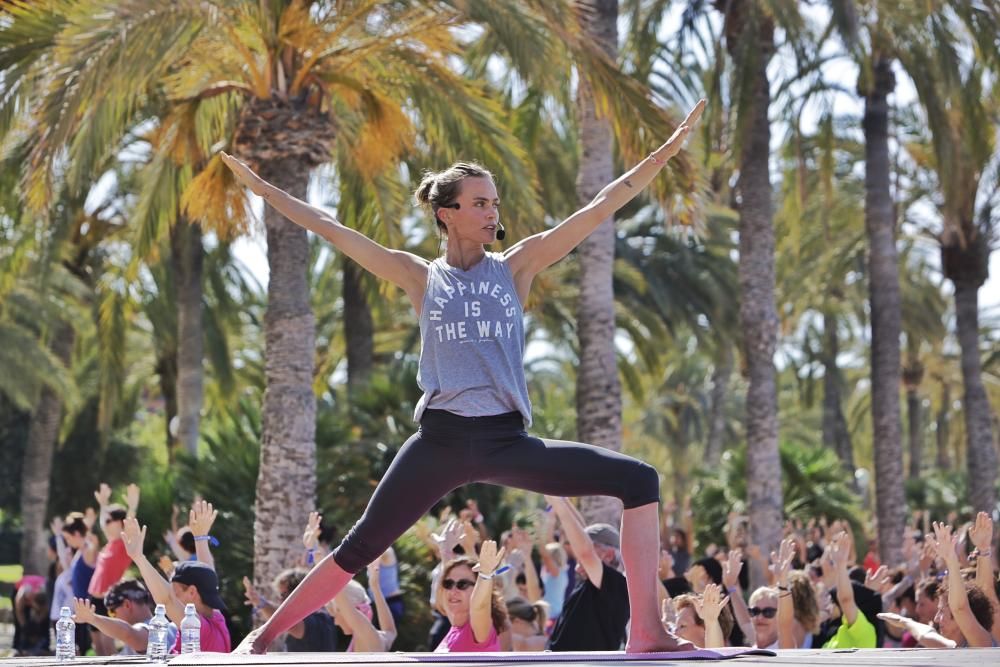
[194,535,219,546]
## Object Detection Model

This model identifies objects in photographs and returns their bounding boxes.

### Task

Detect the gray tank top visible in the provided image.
[414,253,532,425]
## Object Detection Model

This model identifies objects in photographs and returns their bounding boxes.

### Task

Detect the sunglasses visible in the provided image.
[749,607,778,619]
[442,578,476,591]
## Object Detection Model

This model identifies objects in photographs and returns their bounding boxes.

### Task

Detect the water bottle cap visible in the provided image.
[185,602,196,613]
[60,606,71,616]
[155,603,166,613]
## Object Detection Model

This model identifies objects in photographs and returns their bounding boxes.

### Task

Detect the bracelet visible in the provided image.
[477,572,496,580]
[194,535,219,546]
[777,585,790,591]
[648,153,667,165]
[726,586,739,594]
[974,549,992,557]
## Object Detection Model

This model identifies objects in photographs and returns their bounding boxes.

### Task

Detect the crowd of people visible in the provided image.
[9,481,1000,656]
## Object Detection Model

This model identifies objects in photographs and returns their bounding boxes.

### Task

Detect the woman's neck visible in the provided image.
[444,240,486,271]
[447,609,470,628]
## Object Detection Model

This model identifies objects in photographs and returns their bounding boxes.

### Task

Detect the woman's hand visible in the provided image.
[475,540,506,576]
[367,560,382,591]
[121,517,147,561]
[303,511,322,550]
[650,99,706,162]
[723,548,743,591]
[221,152,268,196]
[969,512,993,554]
[189,500,218,538]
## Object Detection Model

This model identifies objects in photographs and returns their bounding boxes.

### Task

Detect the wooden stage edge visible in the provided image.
[6,648,1000,667]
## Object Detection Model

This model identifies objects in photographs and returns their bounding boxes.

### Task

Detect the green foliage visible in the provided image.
[691,441,863,551]
[904,472,970,523]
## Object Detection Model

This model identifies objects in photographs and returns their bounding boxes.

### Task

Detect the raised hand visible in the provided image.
[830,532,851,570]
[121,516,147,561]
[659,549,675,580]
[367,560,382,591]
[652,100,707,161]
[94,483,112,507]
[458,519,478,554]
[919,540,936,573]
[929,522,960,567]
[969,512,994,554]
[189,500,218,537]
[73,597,98,624]
[722,548,744,591]
[220,152,267,196]
[302,511,322,550]
[694,583,730,622]
[243,576,262,608]
[83,507,98,530]
[125,483,141,513]
[50,516,64,535]
[865,565,891,592]
[475,540,506,576]
[510,526,534,553]
[769,538,796,587]
[432,518,465,558]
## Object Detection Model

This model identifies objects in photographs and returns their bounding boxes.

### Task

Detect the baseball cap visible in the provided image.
[171,561,226,610]
[585,523,620,549]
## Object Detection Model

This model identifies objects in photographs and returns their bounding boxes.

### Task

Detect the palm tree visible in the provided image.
[573,0,625,525]
[900,13,1000,512]
[715,0,784,563]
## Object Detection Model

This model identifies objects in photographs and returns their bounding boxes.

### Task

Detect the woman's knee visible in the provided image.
[332,528,384,574]
[621,460,660,509]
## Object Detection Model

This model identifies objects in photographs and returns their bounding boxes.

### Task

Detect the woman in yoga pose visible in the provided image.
[224,98,706,654]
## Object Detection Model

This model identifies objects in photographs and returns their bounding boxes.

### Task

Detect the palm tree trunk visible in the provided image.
[953,279,998,512]
[575,0,623,526]
[935,383,950,470]
[19,325,74,575]
[343,259,374,394]
[863,57,905,565]
[254,163,317,589]
[730,10,783,578]
[906,387,922,479]
[170,219,205,457]
[822,311,855,475]
[705,344,733,466]
[155,352,179,458]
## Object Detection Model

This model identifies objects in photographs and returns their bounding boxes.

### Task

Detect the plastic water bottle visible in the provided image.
[55,606,75,661]
[146,603,170,661]
[180,603,201,653]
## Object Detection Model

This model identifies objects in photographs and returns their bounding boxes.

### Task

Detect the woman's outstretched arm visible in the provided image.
[505,99,705,282]
[221,153,428,305]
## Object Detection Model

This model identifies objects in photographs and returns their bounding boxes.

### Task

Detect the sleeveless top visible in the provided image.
[415,253,532,425]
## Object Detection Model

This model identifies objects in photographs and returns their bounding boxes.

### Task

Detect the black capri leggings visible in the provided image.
[332,409,660,574]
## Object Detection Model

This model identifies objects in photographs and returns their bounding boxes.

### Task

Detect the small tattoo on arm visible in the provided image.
[624,179,633,188]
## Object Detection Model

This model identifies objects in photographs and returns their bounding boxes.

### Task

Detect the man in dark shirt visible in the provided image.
[545,497,631,651]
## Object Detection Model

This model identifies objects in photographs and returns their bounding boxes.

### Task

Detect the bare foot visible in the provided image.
[626,631,697,653]
[232,627,268,655]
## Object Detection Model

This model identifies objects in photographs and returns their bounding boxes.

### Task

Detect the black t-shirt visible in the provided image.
[547,562,630,651]
[285,610,338,652]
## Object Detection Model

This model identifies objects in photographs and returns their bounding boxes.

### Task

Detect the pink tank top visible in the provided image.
[434,622,500,652]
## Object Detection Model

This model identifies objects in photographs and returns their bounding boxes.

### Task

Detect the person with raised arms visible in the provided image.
[223,99,706,655]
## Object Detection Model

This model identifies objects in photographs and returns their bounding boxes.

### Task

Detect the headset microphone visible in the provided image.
[496,223,506,241]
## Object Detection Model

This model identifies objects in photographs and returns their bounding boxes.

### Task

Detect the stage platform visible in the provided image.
[6,648,1000,667]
